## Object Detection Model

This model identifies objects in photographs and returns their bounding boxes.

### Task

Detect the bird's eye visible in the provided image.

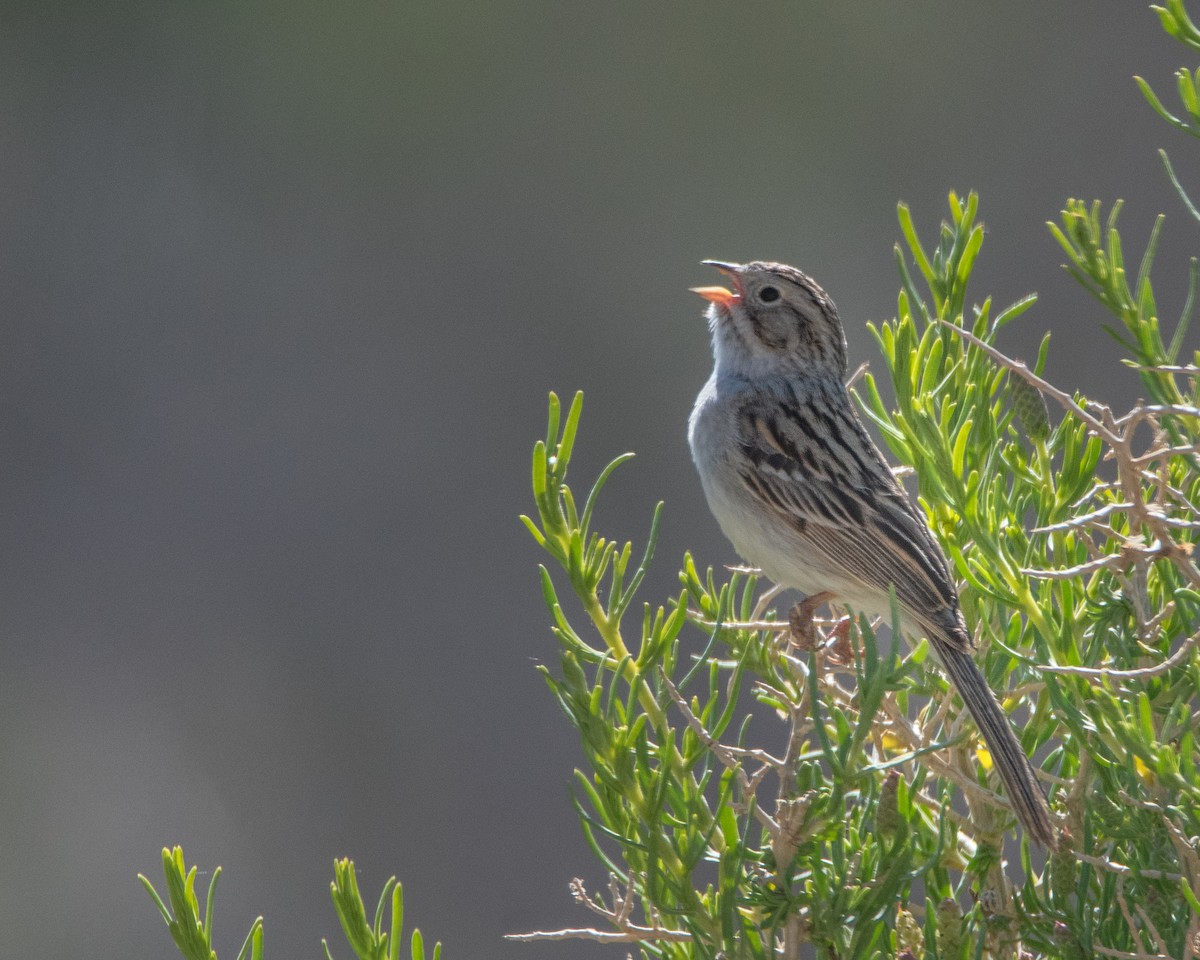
[758,286,781,303]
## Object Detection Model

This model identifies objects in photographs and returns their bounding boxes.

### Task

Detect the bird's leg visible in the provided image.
[825,615,855,665]
[788,591,836,650]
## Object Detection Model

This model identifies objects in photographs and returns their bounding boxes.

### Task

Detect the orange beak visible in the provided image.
[691,260,743,306]
[689,285,738,306]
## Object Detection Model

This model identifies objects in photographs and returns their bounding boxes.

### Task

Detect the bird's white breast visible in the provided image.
[688,373,893,617]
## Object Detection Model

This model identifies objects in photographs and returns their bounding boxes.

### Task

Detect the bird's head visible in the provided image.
[691,260,848,381]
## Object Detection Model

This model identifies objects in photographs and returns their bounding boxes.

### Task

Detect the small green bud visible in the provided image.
[1010,371,1050,441]
[1048,835,1077,906]
[895,906,924,955]
[936,898,964,958]
[877,771,901,840]
[1145,886,1176,943]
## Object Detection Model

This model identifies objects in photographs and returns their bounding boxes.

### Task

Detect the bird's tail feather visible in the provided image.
[936,642,1057,849]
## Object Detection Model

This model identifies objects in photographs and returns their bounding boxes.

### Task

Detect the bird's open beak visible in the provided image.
[689,285,738,305]
[690,260,743,305]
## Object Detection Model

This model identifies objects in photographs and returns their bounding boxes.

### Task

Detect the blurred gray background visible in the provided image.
[0,2,1195,957]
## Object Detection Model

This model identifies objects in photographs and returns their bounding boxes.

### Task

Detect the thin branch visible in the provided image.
[1134,902,1172,958]
[1042,627,1200,679]
[506,926,692,943]
[1131,444,1200,465]
[1021,553,1129,579]
[1119,403,1200,422]
[1092,945,1173,960]
[661,673,779,836]
[1124,363,1200,374]
[876,694,1014,809]
[751,582,787,623]
[506,879,693,943]
[1073,852,1184,883]
[1118,874,1172,959]
[846,360,871,388]
[933,316,1121,443]
[1031,502,1133,534]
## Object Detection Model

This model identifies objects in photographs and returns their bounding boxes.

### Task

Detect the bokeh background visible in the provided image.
[0,2,1195,957]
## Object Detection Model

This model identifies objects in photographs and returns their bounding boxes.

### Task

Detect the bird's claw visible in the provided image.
[788,592,835,650]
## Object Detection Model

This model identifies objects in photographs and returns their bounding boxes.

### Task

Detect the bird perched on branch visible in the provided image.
[687,259,1057,849]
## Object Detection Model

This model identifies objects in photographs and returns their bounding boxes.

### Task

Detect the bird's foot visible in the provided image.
[787,592,835,650]
[824,616,855,665]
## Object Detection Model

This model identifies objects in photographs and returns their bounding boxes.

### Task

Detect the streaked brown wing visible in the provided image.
[737,397,966,648]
